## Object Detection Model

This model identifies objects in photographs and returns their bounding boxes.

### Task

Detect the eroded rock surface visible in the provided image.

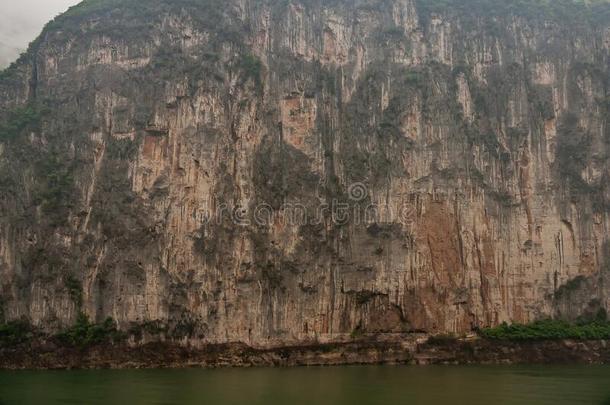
[0,0,609,347]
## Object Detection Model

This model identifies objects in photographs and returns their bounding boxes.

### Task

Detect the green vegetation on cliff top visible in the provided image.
[417,0,610,21]
[1,0,608,80]
[40,0,610,24]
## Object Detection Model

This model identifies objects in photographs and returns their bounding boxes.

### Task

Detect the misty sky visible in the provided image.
[0,0,81,49]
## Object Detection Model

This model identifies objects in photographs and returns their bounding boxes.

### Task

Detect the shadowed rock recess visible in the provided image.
[0,0,609,351]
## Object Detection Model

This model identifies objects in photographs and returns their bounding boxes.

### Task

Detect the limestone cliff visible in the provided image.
[0,0,609,346]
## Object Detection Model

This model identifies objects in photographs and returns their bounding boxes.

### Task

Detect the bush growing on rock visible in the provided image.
[55,314,125,348]
[0,320,33,347]
[479,319,610,341]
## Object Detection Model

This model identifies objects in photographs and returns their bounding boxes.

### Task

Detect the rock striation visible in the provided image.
[0,0,609,347]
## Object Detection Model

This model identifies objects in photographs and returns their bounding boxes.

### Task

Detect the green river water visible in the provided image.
[0,365,609,404]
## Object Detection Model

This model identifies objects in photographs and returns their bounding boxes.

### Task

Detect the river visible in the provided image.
[0,365,609,404]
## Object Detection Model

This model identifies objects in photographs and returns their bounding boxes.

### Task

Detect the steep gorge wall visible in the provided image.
[0,0,609,346]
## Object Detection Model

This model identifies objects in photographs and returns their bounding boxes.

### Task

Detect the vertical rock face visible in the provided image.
[0,0,609,345]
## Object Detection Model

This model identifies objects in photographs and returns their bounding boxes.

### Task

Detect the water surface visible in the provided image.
[1,365,609,404]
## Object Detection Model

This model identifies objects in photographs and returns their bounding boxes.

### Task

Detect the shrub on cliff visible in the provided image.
[0,320,33,347]
[479,319,610,341]
[237,53,264,90]
[0,106,41,141]
[55,314,125,348]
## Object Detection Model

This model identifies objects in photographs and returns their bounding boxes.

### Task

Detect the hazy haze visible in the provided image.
[0,0,80,67]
